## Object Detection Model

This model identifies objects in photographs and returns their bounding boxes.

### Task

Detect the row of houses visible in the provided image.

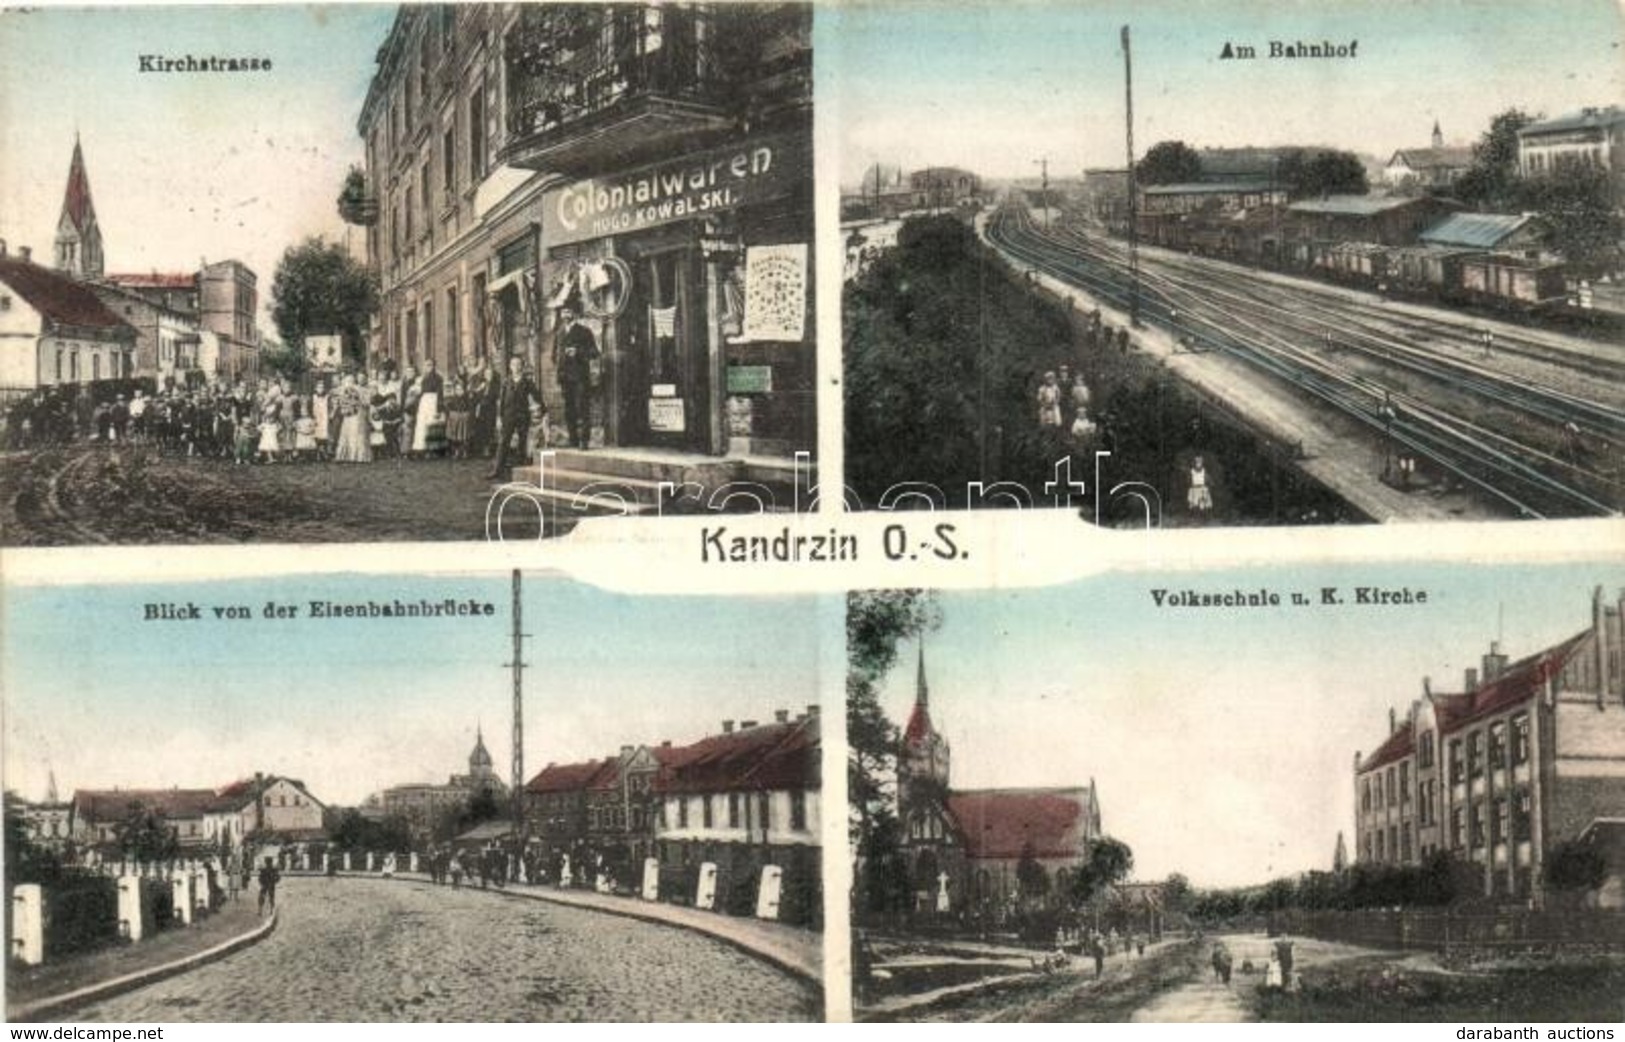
[1353,587,1625,907]
[522,706,821,885]
[840,166,985,222]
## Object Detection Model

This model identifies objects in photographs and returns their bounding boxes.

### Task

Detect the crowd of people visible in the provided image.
[3,354,551,479]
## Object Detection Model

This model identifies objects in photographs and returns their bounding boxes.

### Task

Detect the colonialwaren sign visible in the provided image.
[542,131,809,248]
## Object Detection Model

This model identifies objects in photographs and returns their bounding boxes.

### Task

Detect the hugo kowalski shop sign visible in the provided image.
[540,130,809,247]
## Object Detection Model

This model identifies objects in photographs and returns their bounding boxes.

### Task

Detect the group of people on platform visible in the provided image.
[5,305,602,482]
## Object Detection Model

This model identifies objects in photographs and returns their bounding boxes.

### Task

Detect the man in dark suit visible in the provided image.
[552,304,600,450]
[487,354,542,480]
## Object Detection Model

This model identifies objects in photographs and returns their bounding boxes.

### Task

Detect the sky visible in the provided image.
[0,6,395,330]
[2,572,831,808]
[874,558,1624,889]
[825,0,1625,185]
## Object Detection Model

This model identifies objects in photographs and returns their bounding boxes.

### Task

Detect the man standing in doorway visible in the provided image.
[552,304,600,451]
[487,354,542,480]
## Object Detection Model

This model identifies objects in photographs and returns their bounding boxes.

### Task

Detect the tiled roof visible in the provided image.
[1420,213,1535,250]
[106,273,196,290]
[525,759,612,794]
[73,788,217,822]
[1289,194,1427,216]
[1520,106,1625,137]
[1145,181,1276,196]
[1389,147,1473,170]
[1360,630,1589,772]
[0,257,134,332]
[657,716,819,795]
[946,787,1095,860]
[1360,721,1415,772]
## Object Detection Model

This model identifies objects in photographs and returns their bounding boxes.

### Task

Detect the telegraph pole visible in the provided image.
[506,570,529,876]
[1122,25,1141,327]
[1034,158,1051,228]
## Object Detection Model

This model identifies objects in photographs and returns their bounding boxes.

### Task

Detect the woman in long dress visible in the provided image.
[311,380,332,460]
[332,374,373,463]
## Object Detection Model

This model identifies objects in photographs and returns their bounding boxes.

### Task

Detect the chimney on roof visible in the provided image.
[1465,667,1478,691]
[661,740,671,748]
[620,744,633,759]
[774,709,789,724]
[18,246,29,263]
[1482,641,1508,682]
[1422,677,1431,697]
[741,719,758,730]
[807,703,819,717]
[721,720,734,734]
[1389,706,1397,733]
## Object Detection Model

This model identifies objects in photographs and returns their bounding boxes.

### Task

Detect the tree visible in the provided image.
[847,590,941,921]
[1545,838,1607,893]
[1519,164,1625,275]
[114,801,179,864]
[270,237,378,370]
[1270,148,1370,199]
[1070,836,1134,905]
[1016,841,1051,902]
[1136,141,1202,186]
[1161,871,1193,915]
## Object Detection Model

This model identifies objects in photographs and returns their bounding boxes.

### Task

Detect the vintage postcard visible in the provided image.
[847,560,1625,1022]
[0,4,817,546]
[833,0,1623,528]
[3,570,829,1021]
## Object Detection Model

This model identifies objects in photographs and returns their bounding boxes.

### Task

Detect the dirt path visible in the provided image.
[1129,971,1252,1022]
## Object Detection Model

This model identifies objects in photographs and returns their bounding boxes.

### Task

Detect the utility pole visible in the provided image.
[1033,158,1050,229]
[1122,25,1141,328]
[505,569,529,877]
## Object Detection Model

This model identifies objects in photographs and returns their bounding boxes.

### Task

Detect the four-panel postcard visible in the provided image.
[2,0,1621,1031]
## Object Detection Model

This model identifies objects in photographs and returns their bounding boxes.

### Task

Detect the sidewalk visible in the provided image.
[476,878,821,983]
[6,898,276,1021]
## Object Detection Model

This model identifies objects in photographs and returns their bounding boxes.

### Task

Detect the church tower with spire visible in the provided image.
[54,137,104,280]
[899,642,951,818]
[1431,120,1444,150]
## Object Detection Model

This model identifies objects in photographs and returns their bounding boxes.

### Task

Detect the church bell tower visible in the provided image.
[54,136,104,279]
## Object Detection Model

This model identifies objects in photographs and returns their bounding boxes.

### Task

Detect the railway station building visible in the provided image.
[1352,586,1625,905]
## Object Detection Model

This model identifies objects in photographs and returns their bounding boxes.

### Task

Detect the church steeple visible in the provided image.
[899,640,950,813]
[55,136,103,279]
[469,725,493,772]
[1431,120,1443,149]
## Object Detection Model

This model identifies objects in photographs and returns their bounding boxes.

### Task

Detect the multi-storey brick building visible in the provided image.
[1353,587,1625,903]
[350,3,814,493]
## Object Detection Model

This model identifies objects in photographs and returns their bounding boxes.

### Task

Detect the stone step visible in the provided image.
[543,448,740,486]
[543,467,668,507]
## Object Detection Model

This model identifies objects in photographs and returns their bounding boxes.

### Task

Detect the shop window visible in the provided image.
[701,796,713,829]
[790,790,807,832]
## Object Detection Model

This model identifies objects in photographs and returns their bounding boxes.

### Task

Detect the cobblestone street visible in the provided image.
[75,877,820,1022]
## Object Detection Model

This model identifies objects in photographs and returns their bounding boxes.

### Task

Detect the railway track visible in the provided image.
[987,206,1623,519]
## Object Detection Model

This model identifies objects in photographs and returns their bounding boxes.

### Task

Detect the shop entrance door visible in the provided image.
[617,244,709,453]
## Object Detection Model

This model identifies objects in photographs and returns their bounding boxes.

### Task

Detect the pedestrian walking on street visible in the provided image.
[257,857,281,915]
[1091,936,1106,979]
